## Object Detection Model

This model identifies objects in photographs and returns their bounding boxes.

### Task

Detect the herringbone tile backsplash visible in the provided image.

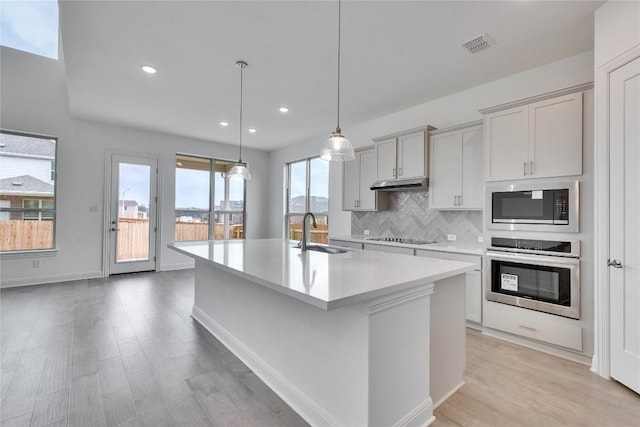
[351,191,482,242]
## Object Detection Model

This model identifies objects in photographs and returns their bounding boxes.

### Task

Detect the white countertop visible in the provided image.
[169,239,474,310]
[330,235,484,256]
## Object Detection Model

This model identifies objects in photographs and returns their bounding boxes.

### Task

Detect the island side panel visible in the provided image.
[430,274,466,408]
[366,286,435,427]
[192,259,370,426]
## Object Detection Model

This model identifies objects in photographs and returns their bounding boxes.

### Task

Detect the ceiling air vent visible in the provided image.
[461,33,494,54]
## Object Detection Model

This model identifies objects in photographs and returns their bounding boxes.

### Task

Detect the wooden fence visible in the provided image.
[0,220,54,251]
[116,218,150,261]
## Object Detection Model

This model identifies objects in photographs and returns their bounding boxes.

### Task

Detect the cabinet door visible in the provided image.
[430,131,460,209]
[376,138,397,180]
[460,125,483,209]
[465,270,482,323]
[358,148,377,210]
[528,92,583,178]
[398,131,426,178]
[342,153,360,211]
[485,106,528,181]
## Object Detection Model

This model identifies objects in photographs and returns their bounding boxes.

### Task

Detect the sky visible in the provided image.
[0,0,59,59]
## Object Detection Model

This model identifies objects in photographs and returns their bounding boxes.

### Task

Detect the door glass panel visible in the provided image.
[288,161,306,213]
[117,163,151,262]
[214,160,245,240]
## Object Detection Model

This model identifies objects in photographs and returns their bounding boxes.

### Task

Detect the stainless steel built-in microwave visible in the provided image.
[487,181,579,233]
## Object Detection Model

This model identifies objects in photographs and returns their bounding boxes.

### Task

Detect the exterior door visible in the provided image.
[109,154,158,275]
[609,56,640,394]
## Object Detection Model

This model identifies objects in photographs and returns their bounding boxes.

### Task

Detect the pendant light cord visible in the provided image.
[238,63,244,163]
[336,0,342,131]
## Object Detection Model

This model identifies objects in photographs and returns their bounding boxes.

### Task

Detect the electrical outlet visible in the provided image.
[447,234,457,241]
[32,260,41,268]
[477,236,484,243]
[363,230,370,235]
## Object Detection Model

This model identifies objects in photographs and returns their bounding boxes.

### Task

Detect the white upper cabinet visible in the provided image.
[376,138,397,180]
[374,129,430,181]
[398,131,426,179]
[343,147,387,211]
[484,91,583,181]
[430,122,483,210]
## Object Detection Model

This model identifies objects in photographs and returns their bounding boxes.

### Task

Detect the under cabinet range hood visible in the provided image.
[370,177,428,191]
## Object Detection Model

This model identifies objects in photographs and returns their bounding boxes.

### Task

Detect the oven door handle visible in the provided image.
[487,250,580,267]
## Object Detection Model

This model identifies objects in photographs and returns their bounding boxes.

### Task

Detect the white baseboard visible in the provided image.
[432,381,464,410]
[394,397,435,427]
[192,305,341,427]
[0,270,103,288]
[482,328,592,366]
[160,262,194,271]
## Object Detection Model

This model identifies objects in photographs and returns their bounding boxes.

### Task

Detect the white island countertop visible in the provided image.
[169,238,474,310]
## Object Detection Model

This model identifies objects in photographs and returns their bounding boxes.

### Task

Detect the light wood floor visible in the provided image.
[1,270,638,426]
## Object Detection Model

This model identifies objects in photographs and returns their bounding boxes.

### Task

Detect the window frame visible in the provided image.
[0,129,57,253]
[285,156,329,241]
[174,153,247,241]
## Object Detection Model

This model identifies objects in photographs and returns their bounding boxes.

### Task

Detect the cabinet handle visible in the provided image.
[392,167,396,177]
[458,195,462,206]
[523,161,527,176]
[518,324,537,332]
[453,196,457,206]
[398,167,403,176]
[529,161,534,175]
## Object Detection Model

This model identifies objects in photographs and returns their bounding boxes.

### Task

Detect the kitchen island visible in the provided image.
[169,239,474,426]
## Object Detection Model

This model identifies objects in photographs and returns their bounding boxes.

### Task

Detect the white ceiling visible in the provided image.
[58,1,603,152]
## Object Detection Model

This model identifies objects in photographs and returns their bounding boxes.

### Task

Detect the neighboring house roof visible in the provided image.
[122,200,138,208]
[0,133,55,158]
[0,175,54,195]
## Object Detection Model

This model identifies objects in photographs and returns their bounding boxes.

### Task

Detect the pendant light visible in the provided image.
[320,0,355,162]
[228,60,251,180]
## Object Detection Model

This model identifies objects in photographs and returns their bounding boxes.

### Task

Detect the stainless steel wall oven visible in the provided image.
[486,237,580,319]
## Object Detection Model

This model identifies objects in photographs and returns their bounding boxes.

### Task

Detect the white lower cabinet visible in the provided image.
[483,301,583,351]
[415,250,482,325]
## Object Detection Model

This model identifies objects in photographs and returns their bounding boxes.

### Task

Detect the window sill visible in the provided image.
[0,249,59,260]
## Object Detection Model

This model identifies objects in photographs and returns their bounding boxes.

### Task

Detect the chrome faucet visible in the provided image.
[300,212,317,252]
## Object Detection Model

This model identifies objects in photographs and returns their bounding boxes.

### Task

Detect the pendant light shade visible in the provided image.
[321,0,354,162]
[228,60,251,180]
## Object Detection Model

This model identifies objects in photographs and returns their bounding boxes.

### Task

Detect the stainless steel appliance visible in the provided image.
[487,181,579,233]
[365,237,438,245]
[486,237,580,319]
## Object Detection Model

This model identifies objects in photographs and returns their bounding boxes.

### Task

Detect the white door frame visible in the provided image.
[103,149,162,277]
[592,45,640,378]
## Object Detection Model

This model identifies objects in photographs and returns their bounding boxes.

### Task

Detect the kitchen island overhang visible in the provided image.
[169,239,474,426]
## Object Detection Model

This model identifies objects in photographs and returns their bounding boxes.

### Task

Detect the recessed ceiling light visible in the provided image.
[219,121,229,127]
[141,65,157,74]
[248,128,257,133]
[279,107,289,113]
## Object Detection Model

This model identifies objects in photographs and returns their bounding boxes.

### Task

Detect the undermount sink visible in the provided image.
[294,244,351,254]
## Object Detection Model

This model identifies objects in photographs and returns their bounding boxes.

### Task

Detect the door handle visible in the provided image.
[607,259,623,268]
[111,227,119,232]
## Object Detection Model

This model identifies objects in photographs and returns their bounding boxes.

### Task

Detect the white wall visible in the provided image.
[267,51,595,239]
[595,1,640,68]
[0,46,270,287]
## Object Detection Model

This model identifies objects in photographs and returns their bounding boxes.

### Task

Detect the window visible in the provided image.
[23,199,54,220]
[175,154,246,241]
[286,157,329,244]
[0,130,57,251]
[0,0,59,59]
